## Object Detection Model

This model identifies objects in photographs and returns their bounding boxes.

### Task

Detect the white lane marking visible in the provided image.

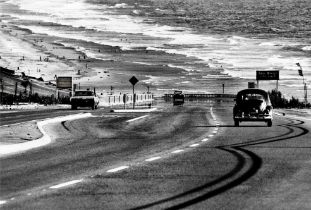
[107,166,129,173]
[190,144,200,147]
[10,198,15,201]
[201,138,209,142]
[171,149,184,154]
[50,179,84,189]
[0,200,7,205]
[208,134,214,137]
[113,108,157,113]
[127,115,149,122]
[145,157,161,162]
[213,130,218,134]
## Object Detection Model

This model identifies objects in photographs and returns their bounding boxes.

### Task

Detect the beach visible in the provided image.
[0,0,310,99]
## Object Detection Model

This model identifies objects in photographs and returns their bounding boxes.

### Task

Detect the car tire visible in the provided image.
[267,120,272,127]
[234,120,239,127]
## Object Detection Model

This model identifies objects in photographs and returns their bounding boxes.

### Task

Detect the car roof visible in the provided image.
[237,88,268,96]
[236,88,271,104]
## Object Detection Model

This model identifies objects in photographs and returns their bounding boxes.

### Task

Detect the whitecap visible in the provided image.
[110,3,133,9]
[132,10,141,15]
[302,46,311,51]
[259,42,277,46]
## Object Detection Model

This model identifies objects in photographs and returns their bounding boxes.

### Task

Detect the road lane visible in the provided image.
[1,100,310,209]
[0,103,215,204]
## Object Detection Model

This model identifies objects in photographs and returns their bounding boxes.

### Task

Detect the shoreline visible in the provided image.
[0,1,310,99]
[0,21,246,95]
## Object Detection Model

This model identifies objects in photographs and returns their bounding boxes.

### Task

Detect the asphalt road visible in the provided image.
[1,99,310,209]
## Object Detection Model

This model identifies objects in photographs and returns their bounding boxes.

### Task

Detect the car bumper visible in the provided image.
[234,115,272,121]
[71,100,95,107]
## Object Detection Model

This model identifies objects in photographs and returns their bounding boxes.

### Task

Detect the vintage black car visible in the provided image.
[233,88,273,127]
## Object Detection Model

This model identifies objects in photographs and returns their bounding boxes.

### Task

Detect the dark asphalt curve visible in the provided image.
[1,100,310,210]
[0,103,214,206]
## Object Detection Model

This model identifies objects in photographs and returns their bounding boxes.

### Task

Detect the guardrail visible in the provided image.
[164,93,236,99]
[99,93,154,107]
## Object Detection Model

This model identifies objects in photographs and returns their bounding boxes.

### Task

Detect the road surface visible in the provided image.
[1,99,310,209]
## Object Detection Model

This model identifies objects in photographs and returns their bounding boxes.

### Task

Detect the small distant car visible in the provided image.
[173,90,185,106]
[233,88,273,127]
[70,90,99,110]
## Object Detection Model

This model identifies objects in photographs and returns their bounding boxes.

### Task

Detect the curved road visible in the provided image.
[1,100,310,209]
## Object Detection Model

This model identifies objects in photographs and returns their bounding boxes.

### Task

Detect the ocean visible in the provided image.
[0,0,310,100]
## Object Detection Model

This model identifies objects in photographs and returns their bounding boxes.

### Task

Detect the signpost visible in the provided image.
[129,76,139,109]
[256,71,279,90]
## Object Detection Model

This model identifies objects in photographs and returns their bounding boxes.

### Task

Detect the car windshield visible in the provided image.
[74,91,94,96]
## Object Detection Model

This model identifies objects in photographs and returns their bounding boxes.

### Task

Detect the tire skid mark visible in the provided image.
[130,147,247,210]
[166,147,262,210]
[223,118,304,147]
[132,111,309,210]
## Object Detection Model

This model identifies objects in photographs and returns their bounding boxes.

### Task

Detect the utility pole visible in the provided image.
[147,85,150,94]
[14,82,18,104]
[0,79,3,104]
[296,63,308,106]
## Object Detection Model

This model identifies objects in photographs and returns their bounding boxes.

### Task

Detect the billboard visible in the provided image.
[256,71,279,80]
[56,77,72,89]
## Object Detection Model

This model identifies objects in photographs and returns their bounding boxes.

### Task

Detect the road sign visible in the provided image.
[129,76,139,109]
[256,71,279,91]
[56,77,72,89]
[129,76,139,86]
[256,71,279,80]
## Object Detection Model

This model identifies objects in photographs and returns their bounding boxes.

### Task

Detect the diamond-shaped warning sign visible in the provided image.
[129,76,139,86]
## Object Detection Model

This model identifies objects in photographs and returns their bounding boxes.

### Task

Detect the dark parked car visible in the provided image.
[173,90,184,106]
[233,88,273,127]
